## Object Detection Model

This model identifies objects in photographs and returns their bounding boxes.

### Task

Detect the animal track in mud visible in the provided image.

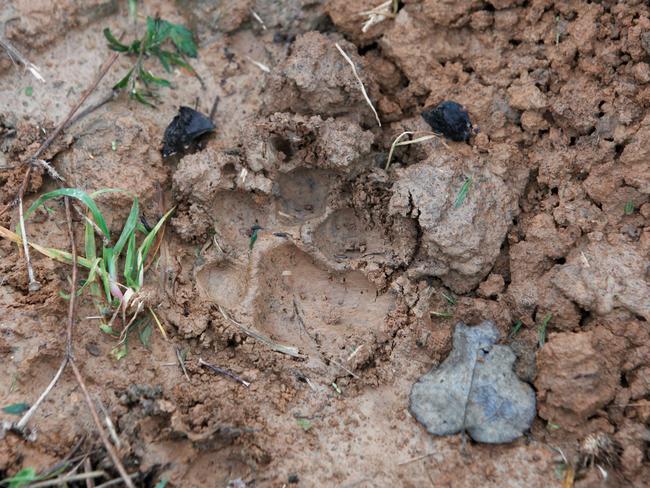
[189,178,399,374]
[274,168,335,221]
[252,244,394,369]
[311,207,389,262]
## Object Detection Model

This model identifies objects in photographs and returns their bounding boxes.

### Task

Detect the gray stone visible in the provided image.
[409,321,536,444]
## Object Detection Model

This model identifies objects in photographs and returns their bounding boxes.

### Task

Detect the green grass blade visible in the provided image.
[24,188,110,239]
[453,177,473,209]
[137,207,174,261]
[84,217,96,260]
[124,232,138,288]
[100,248,112,301]
[113,198,139,258]
[135,207,174,287]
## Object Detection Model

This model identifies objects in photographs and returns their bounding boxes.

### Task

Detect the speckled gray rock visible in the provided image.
[409,321,536,444]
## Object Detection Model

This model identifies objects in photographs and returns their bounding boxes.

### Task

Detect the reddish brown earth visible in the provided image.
[0,1,649,487]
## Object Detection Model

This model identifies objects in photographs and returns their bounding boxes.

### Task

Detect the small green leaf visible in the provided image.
[331,382,342,395]
[249,227,259,250]
[538,314,552,348]
[132,89,156,107]
[2,402,30,415]
[169,23,198,58]
[111,140,119,151]
[111,343,128,361]
[154,480,169,488]
[296,418,312,431]
[5,467,37,488]
[100,324,116,335]
[103,28,129,52]
[24,86,33,97]
[453,176,473,209]
[139,66,171,87]
[113,68,133,90]
[139,321,152,348]
[624,200,635,215]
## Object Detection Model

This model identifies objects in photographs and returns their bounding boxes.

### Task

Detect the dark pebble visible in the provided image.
[421,100,473,142]
[162,106,215,157]
[288,474,299,484]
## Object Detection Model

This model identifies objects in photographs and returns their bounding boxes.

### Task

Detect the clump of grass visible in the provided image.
[104,16,198,105]
[1,188,173,357]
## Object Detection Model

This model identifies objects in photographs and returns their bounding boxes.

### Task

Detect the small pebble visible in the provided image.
[421,100,473,142]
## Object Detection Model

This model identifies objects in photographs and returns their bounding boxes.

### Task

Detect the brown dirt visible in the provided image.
[1,1,649,487]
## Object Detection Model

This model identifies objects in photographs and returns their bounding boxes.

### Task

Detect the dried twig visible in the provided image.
[199,358,251,387]
[246,56,270,73]
[17,166,40,291]
[175,346,190,381]
[0,36,45,82]
[84,457,96,488]
[334,42,381,127]
[250,9,267,30]
[28,471,106,488]
[15,357,67,431]
[217,304,303,358]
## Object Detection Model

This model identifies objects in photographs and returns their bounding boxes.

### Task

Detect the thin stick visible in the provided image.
[17,165,40,291]
[64,198,135,488]
[84,457,96,488]
[217,305,303,358]
[0,36,45,82]
[94,473,139,488]
[27,471,106,488]
[334,43,381,127]
[15,357,67,430]
[250,9,268,30]
[96,398,121,449]
[64,90,118,130]
[31,52,119,163]
[199,358,251,387]
[209,95,220,123]
[175,346,190,381]
[397,452,436,466]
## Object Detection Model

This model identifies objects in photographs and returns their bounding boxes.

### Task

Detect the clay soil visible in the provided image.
[1,1,649,487]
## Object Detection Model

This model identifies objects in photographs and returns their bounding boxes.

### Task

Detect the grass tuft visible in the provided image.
[1,188,174,357]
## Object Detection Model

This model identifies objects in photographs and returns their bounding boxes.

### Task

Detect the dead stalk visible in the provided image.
[27,471,106,488]
[334,42,381,127]
[217,304,303,358]
[84,457,96,488]
[0,36,45,82]
[15,358,67,431]
[199,358,251,387]
[17,166,40,291]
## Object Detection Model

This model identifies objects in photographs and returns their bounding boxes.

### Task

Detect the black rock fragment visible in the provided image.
[421,100,473,142]
[162,106,215,157]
